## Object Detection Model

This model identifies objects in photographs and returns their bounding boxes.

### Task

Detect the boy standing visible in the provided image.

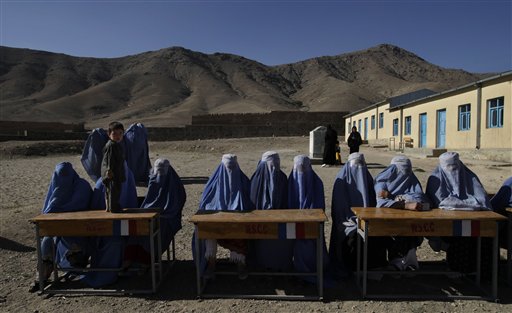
[102,121,126,213]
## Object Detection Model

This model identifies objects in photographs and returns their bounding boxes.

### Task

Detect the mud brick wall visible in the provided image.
[147,111,346,141]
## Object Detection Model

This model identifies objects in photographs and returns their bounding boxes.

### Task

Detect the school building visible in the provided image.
[344,71,512,150]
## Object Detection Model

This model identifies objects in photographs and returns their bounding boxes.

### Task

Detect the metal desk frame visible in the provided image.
[353,207,506,301]
[506,207,512,286]
[190,209,327,300]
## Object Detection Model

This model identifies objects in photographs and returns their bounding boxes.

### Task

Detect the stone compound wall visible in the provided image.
[0,111,346,141]
[0,121,88,141]
[147,111,347,141]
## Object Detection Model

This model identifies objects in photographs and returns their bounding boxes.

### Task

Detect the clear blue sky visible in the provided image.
[1,0,510,73]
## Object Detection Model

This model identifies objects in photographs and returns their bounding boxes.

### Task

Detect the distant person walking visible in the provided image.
[347,126,363,154]
[322,125,338,167]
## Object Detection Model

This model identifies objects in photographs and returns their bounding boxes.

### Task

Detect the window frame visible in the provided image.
[392,118,399,136]
[371,115,375,130]
[458,103,471,131]
[487,97,504,128]
[404,116,412,135]
[379,112,384,129]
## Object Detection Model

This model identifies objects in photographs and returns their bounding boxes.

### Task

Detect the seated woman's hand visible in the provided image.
[378,189,390,199]
[404,202,422,211]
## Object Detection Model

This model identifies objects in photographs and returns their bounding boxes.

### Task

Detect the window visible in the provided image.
[458,104,471,131]
[392,118,399,136]
[371,115,375,130]
[358,119,361,132]
[488,97,504,128]
[404,116,411,135]
[347,122,351,133]
[379,112,384,128]
[353,121,356,127]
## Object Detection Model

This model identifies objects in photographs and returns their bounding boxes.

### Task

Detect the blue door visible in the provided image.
[437,109,446,148]
[419,113,427,148]
[364,117,368,140]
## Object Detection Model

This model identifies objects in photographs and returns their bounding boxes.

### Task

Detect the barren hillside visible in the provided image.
[0,44,491,127]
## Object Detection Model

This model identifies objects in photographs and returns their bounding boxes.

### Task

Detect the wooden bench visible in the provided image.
[399,137,413,151]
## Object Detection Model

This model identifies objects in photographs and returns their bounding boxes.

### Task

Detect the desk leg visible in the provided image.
[317,223,324,299]
[157,218,162,282]
[476,237,481,286]
[363,221,368,298]
[194,226,202,298]
[493,223,499,300]
[356,222,361,290]
[35,225,43,293]
[508,213,512,286]
[150,219,156,293]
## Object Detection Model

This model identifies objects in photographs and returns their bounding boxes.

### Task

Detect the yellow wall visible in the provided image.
[344,74,512,150]
[402,89,479,149]
[479,79,511,149]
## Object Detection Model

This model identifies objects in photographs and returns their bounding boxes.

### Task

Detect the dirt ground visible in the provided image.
[0,136,511,313]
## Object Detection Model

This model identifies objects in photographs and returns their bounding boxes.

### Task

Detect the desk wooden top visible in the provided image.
[189,209,327,223]
[30,210,158,223]
[352,207,507,221]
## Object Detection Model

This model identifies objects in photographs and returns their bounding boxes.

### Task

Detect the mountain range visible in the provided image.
[0,44,492,128]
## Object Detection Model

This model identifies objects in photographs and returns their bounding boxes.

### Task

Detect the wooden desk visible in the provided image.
[506,207,512,286]
[189,209,327,300]
[352,207,507,301]
[30,210,163,295]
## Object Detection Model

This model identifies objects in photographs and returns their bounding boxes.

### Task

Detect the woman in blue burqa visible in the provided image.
[196,154,253,279]
[248,151,293,271]
[491,176,512,248]
[374,155,428,270]
[123,158,186,266]
[329,153,387,278]
[426,151,491,273]
[288,155,330,282]
[39,162,92,282]
[82,162,138,287]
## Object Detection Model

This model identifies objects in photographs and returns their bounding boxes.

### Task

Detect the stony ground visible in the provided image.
[1,137,511,312]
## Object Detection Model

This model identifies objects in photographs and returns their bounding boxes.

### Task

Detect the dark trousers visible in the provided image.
[349,146,360,154]
[107,181,122,213]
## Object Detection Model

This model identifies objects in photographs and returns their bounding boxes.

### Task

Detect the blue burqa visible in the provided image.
[80,128,108,183]
[288,155,329,281]
[491,176,512,247]
[82,162,138,287]
[491,176,512,216]
[41,162,92,269]
[123,123,151,184]
[374,155,425,270]
[89,162,138,210]
[249,151,293,271]
[81,123,151,184]
[374,155,428,208]
[193,154,252,271]
[141,158,187,252]
[199,154,252,211]
[426,152,490,210]
[329,153,375,275]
